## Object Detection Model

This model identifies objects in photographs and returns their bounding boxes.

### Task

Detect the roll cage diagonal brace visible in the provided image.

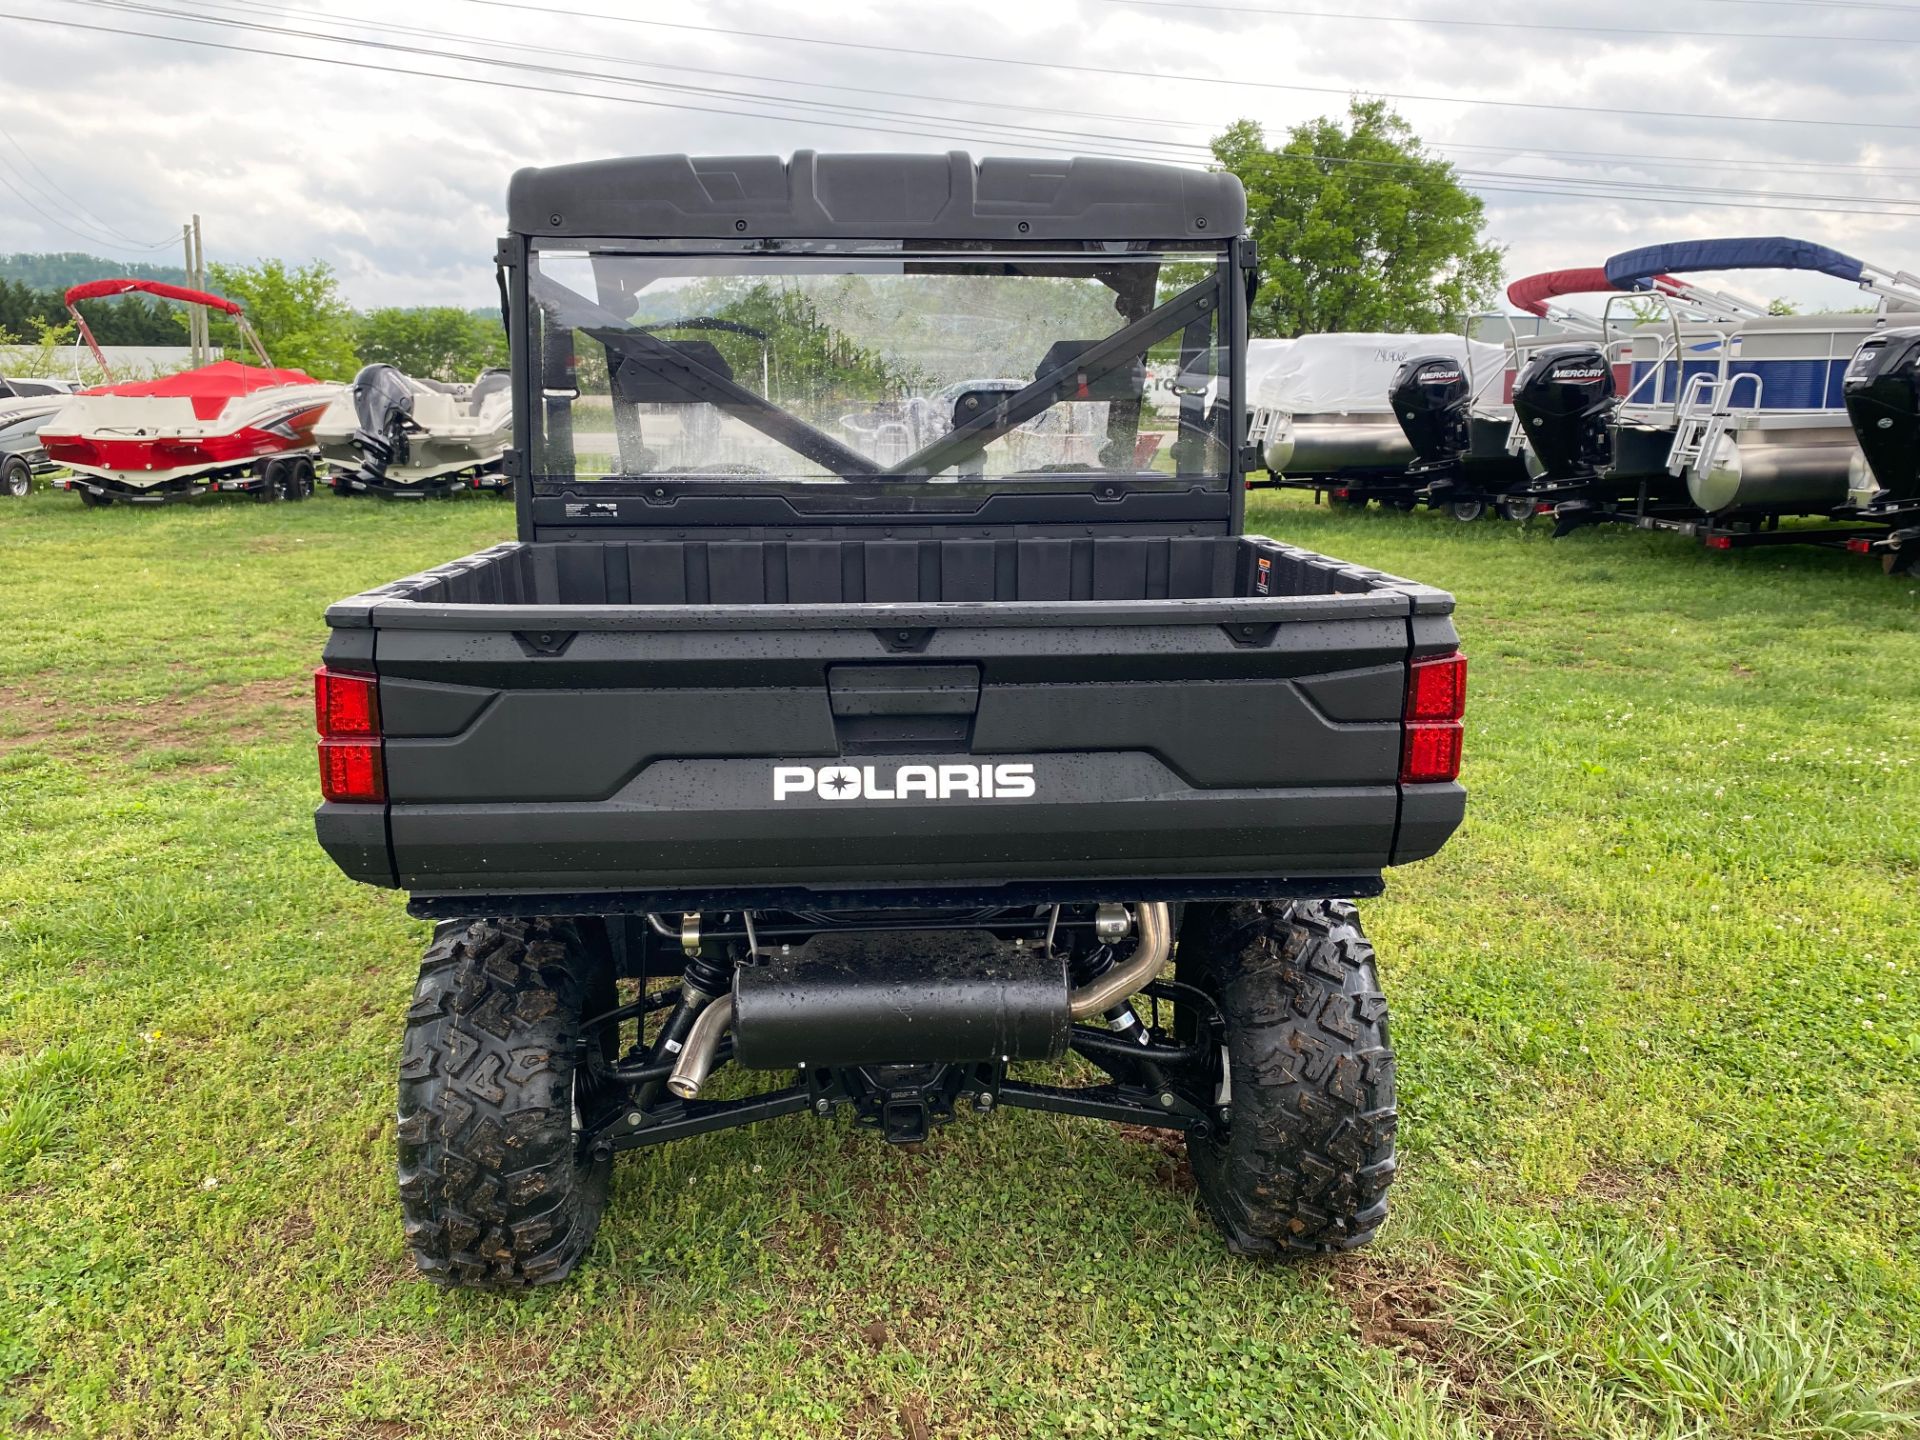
[879,273,1221,480]
[530,270,882,480]
[588,325,884,479]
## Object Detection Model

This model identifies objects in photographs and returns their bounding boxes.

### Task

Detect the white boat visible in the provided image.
[316,365,513,498]
[1251,331,1505,485]
[40,279,340,505]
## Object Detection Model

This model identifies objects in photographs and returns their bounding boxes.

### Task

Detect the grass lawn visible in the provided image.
[2,487,1917,1438]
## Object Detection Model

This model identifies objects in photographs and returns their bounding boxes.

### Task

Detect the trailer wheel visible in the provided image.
[396,917,618,1288]
[1496,495,1534,523]
[1447,498,1485,523]
[1174,899,1396,1254]
[283,458,314,501]
[1,456,30,498]
[77,486,113,508]
[254,460,285,503]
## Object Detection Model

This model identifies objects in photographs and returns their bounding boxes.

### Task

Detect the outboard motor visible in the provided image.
[1390,354,1472,470]
[1511,343,1615,481]
[1843,327,1920,508]
[348,363,418,482]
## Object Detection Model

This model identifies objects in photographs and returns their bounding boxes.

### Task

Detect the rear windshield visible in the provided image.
[526,242,1233,491]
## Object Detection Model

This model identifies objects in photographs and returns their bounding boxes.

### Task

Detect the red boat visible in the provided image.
[41,279,341,505]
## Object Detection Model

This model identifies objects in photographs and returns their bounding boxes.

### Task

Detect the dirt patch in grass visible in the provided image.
[278,1208,316,1247]
[0,676,305,757]
[261,1330,590,1437]
[1575,1164,1640,1204]
[1331,1253,1552,1440]
[1116,1123,1195,1193]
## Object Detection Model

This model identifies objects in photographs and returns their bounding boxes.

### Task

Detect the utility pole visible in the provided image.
[190,214,208,363]
[181,223,200,365]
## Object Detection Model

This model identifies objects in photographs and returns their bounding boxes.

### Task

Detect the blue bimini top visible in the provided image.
[1605,237,1866,288]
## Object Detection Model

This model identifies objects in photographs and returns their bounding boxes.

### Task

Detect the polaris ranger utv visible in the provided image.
[313,152,1467,1287]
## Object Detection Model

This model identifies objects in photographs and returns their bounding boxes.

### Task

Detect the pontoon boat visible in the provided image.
[1573,239,1920,525]
[1251,332,1504,504]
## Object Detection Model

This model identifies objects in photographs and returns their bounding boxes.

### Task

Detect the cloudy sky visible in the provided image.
[1,0,1916,318]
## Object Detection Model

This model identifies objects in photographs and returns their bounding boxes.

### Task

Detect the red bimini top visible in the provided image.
[83,360,322,420]
[1507,266,1687,318]
[64,278,247,314]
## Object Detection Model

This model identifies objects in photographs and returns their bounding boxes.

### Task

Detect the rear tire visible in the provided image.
[283,458,314,501]
[1448,498,1485,523]
[254,460,285,502]
[1,456,30,498]
[396,917,617,1288]
[1175,899,1396,1254]
[77,486,113,508]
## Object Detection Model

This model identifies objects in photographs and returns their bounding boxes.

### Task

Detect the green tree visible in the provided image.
[673,278,921,404]
[202,258,359,378]
[356,307,507,380]
[1212,101,1504,336]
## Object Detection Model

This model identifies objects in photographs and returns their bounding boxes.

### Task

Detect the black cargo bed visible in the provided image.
[328,534,1450,620]
[318,535,1461,910]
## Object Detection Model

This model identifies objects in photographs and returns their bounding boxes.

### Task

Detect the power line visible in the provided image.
[149,0,1920,181]
[70,0,1211,159]
[430,0,1920,136]
[0,147,179,252]
[0,7,1200,164]
[6,6,1919,219]
[142,0,1218,135]
[74,0,1920,210]
[1086,0,1920,46]
[0,122,178,247]
[1683,0,1920,11]
[1432,140,1920,180]
[74,0,1920,193]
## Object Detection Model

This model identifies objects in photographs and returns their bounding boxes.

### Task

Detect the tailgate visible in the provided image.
[316,555,1462,907]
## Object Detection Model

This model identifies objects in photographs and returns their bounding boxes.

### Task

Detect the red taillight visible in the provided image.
[1406,652,1467,723]
[1705,535,1733,551]
[315,667,379,737]
[1401,723,1463,784]
[318,740,385,803]
[1402,651,1466,784]
[1847,538,1873,554]
[315,668,383,802]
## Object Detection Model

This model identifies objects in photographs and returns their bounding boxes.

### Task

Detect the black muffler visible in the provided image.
[665,904,1172,1099]
[732,929,1071,1069]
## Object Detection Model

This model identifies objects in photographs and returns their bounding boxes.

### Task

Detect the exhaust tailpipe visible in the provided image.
[666,994,733,1100]
[1068,901,1171,1020]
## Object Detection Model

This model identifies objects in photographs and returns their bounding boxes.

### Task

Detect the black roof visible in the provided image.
[508,151,1244,243]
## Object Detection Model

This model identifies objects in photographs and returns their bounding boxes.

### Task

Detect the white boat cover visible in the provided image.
[1249,332,1508,414]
